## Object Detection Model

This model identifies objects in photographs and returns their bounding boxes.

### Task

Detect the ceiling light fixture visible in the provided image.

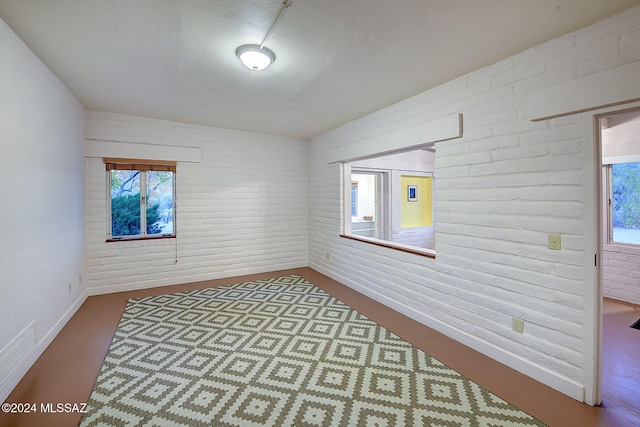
[236,0,293,71]
[236,44,276,71]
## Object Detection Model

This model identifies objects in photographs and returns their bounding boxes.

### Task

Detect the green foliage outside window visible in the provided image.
[111,193,162,236]
[110,169,171,237]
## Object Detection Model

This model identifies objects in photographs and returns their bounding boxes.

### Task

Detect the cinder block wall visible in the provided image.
[308,6,640,402]
[603,243,640,304]
[84,111,309,294]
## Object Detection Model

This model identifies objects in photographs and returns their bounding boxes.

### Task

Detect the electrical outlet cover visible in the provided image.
[548,233,561,250]
[512,317,525,334]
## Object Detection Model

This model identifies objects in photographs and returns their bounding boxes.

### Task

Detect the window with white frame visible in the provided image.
[605,162,640,245]
[351,182,358,217]
[105,158,176,240]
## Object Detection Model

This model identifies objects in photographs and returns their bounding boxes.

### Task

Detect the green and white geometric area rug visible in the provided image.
[80,275,546,427]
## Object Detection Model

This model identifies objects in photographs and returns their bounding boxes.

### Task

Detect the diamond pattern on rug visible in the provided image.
[80,274,547,426]
[284,392,346,427]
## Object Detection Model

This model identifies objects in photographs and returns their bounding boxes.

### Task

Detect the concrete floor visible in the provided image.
[602,298,640,426]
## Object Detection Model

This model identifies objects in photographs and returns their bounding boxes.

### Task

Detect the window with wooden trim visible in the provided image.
[105,158,176,241]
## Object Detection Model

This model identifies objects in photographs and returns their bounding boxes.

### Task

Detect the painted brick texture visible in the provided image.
[308,7,640,401]
[603,243,640,304]
[85,111,308,294]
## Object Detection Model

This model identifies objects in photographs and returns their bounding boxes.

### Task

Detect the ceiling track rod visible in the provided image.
[259,0,293,49]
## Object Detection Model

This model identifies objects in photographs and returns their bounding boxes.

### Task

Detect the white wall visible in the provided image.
[603,244,640,304]
[0,18,86,401]
[601,111,640,160]
[84,111,308,294]
[308,6,640,403]
[351,173,376,219]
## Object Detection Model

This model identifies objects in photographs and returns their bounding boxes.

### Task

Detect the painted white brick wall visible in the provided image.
[85,111,308,294]
[603,243,640,304]
[308,7,640,401]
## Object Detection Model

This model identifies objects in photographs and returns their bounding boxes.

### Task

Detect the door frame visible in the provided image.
[587,102,640,406]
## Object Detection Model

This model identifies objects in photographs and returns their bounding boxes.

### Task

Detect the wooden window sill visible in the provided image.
[106,235,176,243]
[340,234,436,258]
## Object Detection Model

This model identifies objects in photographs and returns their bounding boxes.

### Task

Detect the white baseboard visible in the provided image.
[0,290,88,403]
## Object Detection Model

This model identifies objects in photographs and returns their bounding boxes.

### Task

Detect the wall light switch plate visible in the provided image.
[548,233,561,250]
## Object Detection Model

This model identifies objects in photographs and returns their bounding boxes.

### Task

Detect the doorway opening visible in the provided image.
[350,171,388,240]
[597,107,640,421]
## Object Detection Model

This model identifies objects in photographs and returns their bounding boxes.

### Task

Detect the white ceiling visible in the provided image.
[1,0,639,140]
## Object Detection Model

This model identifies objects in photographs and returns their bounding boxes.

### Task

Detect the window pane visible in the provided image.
[351,173,378,238]
[351,183,358,217]
[146,171,174,235]
[111,170,141,236]
[612,162,640,244]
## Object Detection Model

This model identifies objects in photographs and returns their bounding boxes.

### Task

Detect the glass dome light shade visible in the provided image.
[236,44,276,71]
